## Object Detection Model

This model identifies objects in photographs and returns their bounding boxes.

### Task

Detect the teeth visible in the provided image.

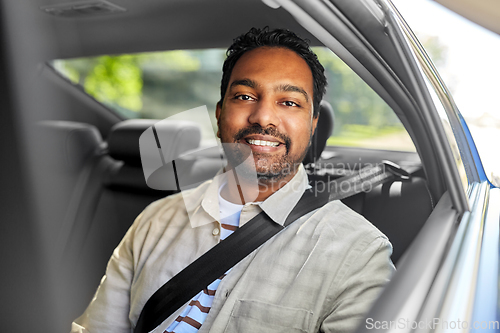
[247,139,279,147]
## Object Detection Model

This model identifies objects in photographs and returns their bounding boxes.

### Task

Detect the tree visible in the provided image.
[55,50,203,115]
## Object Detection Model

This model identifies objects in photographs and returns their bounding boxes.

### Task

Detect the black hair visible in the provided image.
[219,27,327,117]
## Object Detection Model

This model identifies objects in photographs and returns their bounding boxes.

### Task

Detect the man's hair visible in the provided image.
[219,27,327,118]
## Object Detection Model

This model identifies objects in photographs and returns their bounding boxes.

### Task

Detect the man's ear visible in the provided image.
[216,101,222,138]
[312,113,319,136]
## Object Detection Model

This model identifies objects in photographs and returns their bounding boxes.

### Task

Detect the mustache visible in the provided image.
[234,125,291,152]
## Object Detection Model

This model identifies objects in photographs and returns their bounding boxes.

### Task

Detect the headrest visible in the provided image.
[37,121,103,171]
[108,119,202,166]
[303,100,335,165]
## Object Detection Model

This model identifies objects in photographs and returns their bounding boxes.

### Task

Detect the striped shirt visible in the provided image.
[164,185,243,333]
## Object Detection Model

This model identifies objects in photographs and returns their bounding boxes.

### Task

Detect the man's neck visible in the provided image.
[220,168,297,205]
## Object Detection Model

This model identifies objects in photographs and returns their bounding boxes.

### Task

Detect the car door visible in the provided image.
[268,0,500,331]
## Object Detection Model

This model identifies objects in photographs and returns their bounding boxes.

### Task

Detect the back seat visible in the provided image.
[37,119,218,326]
[36,121,113,326]
[81,118,215,294]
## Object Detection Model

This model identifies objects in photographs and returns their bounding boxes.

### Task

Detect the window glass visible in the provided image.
[53,47,416,152]
[53,50,225,146]
[314,48,415,152]
[423,74,469,192]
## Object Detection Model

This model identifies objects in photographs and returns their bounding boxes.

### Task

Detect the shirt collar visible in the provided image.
[258,164,309,226]
[185,170,225,228]
[187,164,309,228]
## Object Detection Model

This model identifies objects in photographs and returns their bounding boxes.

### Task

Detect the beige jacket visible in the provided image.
[72,165,395,333]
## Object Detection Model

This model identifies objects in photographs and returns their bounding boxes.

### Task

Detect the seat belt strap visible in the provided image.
[133,161,408,333]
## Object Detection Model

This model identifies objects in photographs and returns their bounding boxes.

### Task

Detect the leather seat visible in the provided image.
[105,118,204,192]
[342,174,433,264]
[35,121,112,324]
[303,100,335,165]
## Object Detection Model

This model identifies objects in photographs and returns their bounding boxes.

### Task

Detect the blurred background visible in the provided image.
[393,0,500,186]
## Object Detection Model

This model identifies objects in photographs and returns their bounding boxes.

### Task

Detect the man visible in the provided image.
[71,27,394,333]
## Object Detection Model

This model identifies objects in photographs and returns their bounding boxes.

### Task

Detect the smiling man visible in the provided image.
[217,45,318,202]
[72,27,394,333]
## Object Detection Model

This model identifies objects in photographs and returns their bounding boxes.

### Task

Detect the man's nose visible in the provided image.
[247,98,281,128]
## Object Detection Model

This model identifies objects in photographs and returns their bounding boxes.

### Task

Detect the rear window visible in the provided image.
[53,48,416,152]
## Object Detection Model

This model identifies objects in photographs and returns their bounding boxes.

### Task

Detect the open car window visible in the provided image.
[53,47,417,153]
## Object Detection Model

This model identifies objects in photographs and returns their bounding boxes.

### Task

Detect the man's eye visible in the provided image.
[235,95,254,101]
[283,101,299,107]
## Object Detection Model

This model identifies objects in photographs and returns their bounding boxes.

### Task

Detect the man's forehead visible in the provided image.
[227,47,314,95]
[231,46,310,72]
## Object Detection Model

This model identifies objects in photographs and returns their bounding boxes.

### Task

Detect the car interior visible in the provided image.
[35,90,434,328]
[0,0,445,331]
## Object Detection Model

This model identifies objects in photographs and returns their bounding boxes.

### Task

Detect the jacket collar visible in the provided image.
[185,164,309,228]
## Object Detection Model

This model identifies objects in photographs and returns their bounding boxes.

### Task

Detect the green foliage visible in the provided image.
[54,60,81,84]
[313,47,400,134]
[327,125,415,151]
[84,55,143,111]
[136,50,201,72]
[313,47,417,150]
[57,50,202,113]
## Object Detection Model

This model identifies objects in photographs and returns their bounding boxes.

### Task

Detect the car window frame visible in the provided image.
[274,0,469,214]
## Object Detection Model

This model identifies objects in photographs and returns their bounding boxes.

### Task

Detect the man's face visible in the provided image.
[216,46,318,183]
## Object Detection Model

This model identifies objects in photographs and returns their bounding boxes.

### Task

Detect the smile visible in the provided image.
[246,139,280,147]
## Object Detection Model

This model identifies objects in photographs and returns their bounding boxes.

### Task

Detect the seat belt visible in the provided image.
[133,161,409,333]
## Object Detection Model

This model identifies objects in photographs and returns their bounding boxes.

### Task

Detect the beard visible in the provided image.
[220,125,310,183]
